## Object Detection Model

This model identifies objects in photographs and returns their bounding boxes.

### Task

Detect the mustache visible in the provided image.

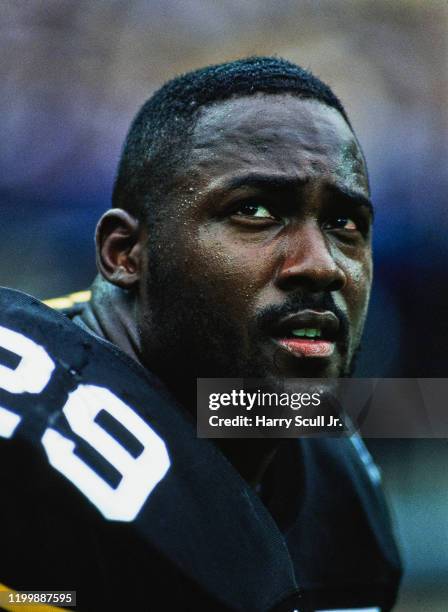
[256,293,350,345]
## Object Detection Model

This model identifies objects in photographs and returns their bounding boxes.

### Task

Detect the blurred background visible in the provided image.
[1,1,447,608]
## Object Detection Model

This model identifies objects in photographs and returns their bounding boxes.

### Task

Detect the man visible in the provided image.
[0,57,401,611]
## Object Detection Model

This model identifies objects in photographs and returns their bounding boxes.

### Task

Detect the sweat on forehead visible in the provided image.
[191,94,353,147]
[187,95,367,194]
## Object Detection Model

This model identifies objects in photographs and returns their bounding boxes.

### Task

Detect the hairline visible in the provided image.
[153,92,365,207]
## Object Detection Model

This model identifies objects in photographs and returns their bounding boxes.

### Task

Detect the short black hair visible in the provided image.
[112,56,351,217]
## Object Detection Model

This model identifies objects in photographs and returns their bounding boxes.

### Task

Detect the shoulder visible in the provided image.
[0,287,173,519]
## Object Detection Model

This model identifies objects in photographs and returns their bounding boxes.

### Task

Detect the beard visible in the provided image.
[139,246,361,410]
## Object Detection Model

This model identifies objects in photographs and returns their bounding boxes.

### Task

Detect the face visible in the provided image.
[139,94,372,396]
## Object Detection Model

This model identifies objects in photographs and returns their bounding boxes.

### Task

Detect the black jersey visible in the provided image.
[0,288,401,611]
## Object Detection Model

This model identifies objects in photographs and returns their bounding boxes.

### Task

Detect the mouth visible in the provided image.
[269,309,340,359]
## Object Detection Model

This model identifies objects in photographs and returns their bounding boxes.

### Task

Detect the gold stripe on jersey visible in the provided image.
[43,290,91,310]
[0,584,68,612]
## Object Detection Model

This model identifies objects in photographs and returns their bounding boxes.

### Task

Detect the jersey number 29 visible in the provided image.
[0,325,170,522]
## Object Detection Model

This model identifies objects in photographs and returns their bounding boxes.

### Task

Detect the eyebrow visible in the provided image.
[222,173,310,192]
[325,184,374,217]
[219,173,374,216]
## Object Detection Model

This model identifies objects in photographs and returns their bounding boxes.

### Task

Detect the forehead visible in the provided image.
[186,94,368,194]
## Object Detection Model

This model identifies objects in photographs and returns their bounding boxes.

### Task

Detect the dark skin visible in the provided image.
[81,94,373,487]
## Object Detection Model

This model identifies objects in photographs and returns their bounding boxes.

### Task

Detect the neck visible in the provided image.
[77,276,141,364]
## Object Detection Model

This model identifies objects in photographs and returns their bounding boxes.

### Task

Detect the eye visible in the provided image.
[234,201,277,220]
[323,216,359,232]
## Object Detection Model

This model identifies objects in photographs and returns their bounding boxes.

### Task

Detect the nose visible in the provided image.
[275,221,347,293]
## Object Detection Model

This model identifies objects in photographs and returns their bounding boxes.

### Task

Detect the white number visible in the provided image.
[0,406,21,438]
[0,324,170,519]
[0,325,55,394]
[42,384,170,521]
[0,325,55,438]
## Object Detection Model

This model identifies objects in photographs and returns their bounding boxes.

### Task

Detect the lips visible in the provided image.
[269,309,340,359]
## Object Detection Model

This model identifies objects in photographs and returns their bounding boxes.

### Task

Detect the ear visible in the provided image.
[95,208,145,289]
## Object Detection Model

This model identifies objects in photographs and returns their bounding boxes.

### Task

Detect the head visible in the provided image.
[96,57,373,402]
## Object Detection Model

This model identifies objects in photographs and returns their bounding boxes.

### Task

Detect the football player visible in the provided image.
[0,57,401,611]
